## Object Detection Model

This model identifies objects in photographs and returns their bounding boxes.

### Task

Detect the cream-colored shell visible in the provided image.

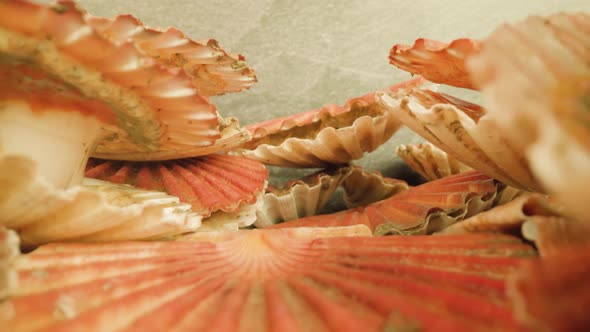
[254,169,349,228]
[397,142,472,181]
[0,155,201,247]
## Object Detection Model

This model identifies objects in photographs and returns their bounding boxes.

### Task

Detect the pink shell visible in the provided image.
[85,154,268,217]
[272,170,501,235]
[379,88,541,191]
[389,38,481,89]
[0,0,248,160]
[467,12,590,224]
[233,79,425,167]
[3,229,536,331]
[88,14,257,97]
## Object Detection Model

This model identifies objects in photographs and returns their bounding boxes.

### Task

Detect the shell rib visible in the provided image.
[87,14,257,97]
[0,155,201,247]
[379,88,541,191]
[255,168,350,228]
[0,0,248,160]
[233,78,425,167]
[389,38,481,89]
[397,142,472,181]
[340,166,409,208]
[508,246,590,332]
[2,229,537,331]
[467,12,590,223]
[272,170,502,235]
[85,154,268,217]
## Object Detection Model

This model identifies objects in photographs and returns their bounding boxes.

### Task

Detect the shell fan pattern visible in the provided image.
[3,228,538,332]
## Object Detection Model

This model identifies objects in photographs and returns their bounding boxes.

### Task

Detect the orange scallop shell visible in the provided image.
[438,194,561,236]
[389,38,481,89]
[0,0,249,160]
[233,78,425,167]
[87,14,257,97]
[2,228,537,331]
[509,245,590,332]
[85,154,268,217]
[272,170,502,235]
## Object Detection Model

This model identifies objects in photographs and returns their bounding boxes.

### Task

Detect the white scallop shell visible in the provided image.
[0,155,201,247]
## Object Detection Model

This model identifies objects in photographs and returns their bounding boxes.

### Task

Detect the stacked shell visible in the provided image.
[0,0,268,244]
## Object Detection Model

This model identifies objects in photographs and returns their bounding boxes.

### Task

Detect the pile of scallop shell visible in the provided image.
[0,1,588,331]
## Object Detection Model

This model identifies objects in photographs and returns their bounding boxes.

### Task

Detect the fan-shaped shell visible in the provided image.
[467,12,590,223]
[397,142,472,181]
[272,170,503,235]
[254,168,349,228]
[0,155,201,247]
[379,88,541,191]
[85,154,268,217]
[2,228,537,331]
[87,14,256,97]
[389,38,481,89]
[340,166,409,208]
[0,0,249,160]
[508,245,590,332]
[233,79,425,167]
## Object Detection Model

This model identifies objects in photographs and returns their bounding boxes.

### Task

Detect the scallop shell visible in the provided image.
[0,227,19,299]
[233,79,425,168]
[389,38,481,89]
[467,12,590,223]
[340,166,409,208]
[254,168,350,228]
[379,87,541,191]
[397,142,472,181]
[88,14,257,97]
[508,246,590,332]
[85,154,268,217]
[521,217,590,257]
[0,0,249,160]
[2,229,537,331]
[438,194,561,235]
[272,170,503,235]
[0,155,201,247]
